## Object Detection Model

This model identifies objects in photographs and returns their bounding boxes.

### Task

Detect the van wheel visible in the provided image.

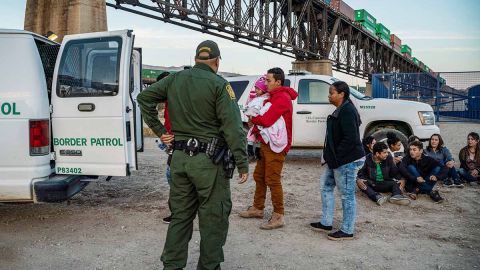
[370,128,408,152]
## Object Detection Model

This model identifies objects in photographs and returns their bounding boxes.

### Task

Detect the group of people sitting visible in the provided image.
[358,131,480,205]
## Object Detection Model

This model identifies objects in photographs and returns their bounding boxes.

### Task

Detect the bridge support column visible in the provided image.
[292,60,333,76]
[24,0,107,42]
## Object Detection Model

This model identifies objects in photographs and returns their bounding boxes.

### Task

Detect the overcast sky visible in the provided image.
[2,0,479,86]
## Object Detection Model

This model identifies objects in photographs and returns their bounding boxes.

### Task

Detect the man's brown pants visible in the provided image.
[253,143,286,215]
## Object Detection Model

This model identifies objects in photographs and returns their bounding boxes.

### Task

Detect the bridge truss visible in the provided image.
[107,0,422,79]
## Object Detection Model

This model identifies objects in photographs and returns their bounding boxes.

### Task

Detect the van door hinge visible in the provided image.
[49,104,53,114]
[50,152,56,160]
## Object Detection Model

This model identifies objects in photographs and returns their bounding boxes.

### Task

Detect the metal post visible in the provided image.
[393,73,397,99]
[435,74,440,122]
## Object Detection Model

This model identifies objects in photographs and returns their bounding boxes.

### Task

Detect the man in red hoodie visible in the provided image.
[239,67,298,229]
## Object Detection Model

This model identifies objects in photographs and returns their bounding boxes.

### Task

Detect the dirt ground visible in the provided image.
[1,122,480,270]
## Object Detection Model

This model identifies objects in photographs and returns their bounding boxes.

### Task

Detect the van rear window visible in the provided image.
[56,37,122,98]
[229,81,249,100]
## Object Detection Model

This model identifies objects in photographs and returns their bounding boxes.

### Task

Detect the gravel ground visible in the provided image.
[1,122,479,270]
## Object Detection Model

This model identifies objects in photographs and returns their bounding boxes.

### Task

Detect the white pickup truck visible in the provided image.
[227,73,440,147]
[0,29,143,203]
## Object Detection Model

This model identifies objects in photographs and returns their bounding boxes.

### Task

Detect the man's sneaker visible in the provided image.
[443,179,453,187]
[429,190,444,203]
[162,215,172,224]
[239,206,264,218]
[452,179,465,188]
[389,194,411,206]
[310,222,332,232]
[259,212,284,230]
[375,195,388,206]
[327,230,354,241]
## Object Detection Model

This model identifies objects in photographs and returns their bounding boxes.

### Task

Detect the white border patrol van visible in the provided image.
[0,29,143,203]
[228,73,440,148]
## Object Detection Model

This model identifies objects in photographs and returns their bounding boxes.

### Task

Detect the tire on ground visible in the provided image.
[369,128,409,153]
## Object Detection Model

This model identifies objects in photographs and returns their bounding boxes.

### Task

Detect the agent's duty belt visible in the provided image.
[173,138,209,157]
[172,137,235,179]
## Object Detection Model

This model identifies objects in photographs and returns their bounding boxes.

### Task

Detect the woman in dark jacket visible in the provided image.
[424,133,463,187]
[310,81,365,241]
[458,132,480,183]
[362,135,376,155]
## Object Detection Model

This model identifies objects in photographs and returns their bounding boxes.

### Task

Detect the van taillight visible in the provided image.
[30,119,49,156]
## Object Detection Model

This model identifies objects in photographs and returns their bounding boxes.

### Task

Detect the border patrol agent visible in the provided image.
[137,40,248,270]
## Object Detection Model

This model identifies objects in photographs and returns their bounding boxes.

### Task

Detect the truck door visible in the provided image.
[292,79,335,147]
[51,30,140,176]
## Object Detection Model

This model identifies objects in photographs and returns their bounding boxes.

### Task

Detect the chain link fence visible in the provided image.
[372,71,480,121]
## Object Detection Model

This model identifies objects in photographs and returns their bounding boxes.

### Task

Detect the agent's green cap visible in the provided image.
[196,40,221,60]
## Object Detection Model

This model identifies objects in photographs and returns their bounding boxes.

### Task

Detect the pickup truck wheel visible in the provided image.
[370,128,409,153]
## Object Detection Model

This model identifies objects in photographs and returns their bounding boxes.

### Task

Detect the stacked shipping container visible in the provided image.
[326,2,431,73]
[375,23,390,44]
[354,9,377,35]
[401,44,412,59]
[330,0,355,21]
[412,57,420,66]
[390,34,401,53]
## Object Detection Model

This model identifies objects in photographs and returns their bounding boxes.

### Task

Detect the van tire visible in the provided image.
[370,128,409,152]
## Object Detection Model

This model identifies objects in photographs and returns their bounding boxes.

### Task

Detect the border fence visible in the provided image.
[372,71,480,121]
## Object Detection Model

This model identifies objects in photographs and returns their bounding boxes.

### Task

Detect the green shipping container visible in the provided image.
[359,21,376,35]
[355,9,376,26]
[142,69,165,79]
[401,44,412,55]
[439,76,446,85]
[375,23,390,38]
[380,35,389,44]
[142,68,180,82]
[412,57,419,65]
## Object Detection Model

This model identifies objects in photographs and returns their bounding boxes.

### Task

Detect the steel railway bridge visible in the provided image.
[106,0,422,79]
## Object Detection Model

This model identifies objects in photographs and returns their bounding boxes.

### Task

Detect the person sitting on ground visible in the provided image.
[424,133,463,188]
[357,142,410,206]
[362,135,376,155]
[399,141,448,203]
[386,132,404,164]
[408,135,420,144]
[405,135,421,155]
[458,132,480,184]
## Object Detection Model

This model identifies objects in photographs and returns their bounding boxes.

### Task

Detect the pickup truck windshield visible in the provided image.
[330,77,372,100]
[350,87,372,100]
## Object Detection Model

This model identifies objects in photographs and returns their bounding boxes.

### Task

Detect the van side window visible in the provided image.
[56,37,122,98]
[229,81,249,100]
[298,79,330,104]
[284,79,291,87]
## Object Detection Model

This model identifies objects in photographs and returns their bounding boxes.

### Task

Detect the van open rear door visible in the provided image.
[51,30,140,176]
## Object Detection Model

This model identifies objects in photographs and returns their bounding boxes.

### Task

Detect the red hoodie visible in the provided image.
[251,86,298,153]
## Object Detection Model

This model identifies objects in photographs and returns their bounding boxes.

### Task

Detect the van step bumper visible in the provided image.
[33,175,94,203]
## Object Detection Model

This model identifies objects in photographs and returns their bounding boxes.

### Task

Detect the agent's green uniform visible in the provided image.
[137,62,248,270]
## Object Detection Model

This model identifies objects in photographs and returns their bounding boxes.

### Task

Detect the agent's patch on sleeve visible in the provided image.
[225,84,236,100]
